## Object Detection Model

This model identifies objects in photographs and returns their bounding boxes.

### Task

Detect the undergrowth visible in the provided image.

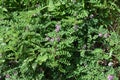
[0,0,120,80]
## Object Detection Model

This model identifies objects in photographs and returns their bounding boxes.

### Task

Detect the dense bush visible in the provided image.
[0,0,120,80]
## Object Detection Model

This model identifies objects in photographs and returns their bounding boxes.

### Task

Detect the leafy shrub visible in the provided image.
[0,0,44,11]
[0,0,120,80]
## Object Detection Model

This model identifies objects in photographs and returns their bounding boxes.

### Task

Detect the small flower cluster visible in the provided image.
[6,74,10,78]
[98,33,110,38]
[5,71,18,79]
[45,37,50,41]
[46,37,60,42]
[73,25,79,31]
[55,23,61,32]
[45,23,61,42]
[107,75,114,80]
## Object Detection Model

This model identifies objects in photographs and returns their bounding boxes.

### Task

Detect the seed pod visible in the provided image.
[98,59,108,66]
[112,55,119,68]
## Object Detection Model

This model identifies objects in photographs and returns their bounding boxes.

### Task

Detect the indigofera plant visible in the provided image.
[0,0,120,80]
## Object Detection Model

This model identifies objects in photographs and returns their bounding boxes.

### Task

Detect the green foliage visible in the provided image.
[0,0,120,80]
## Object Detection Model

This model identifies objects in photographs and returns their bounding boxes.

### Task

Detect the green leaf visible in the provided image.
[81,50,86,57]
[36,54,48,65]
[0,59,5,64]
[59,65,66,73]
[32,63,37,71]
[92,48,103,54]
[48,0,55,11]
[49,61,58,67]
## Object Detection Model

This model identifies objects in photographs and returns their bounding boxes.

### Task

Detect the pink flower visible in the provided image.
[107,75,114,80]
[45,37,50,41]
[98,33,103,37]
[55,23,61,32]
[50,38,54,42]
[73,25,79,31]
[104,33,110,38]
[5,74,10,78]
[56,37,60,42]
